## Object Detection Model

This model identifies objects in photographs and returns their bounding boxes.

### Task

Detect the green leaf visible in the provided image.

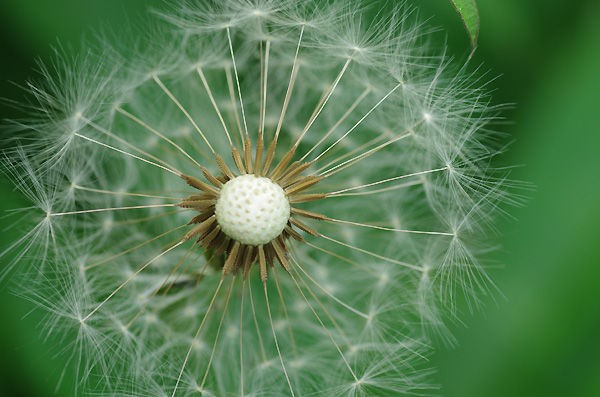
[450,0,480,52]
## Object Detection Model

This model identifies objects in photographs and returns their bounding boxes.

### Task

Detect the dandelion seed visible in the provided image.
[1,1,516,396]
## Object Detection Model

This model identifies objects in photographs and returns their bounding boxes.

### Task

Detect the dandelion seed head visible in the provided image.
[0,0,519,395]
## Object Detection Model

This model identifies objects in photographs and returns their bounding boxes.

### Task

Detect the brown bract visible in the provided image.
[177,134,329,282]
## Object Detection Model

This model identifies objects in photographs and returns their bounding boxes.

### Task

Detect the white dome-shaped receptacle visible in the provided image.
[215,175,290,246]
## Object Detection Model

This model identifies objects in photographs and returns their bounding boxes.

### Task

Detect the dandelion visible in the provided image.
[2,1,513,396]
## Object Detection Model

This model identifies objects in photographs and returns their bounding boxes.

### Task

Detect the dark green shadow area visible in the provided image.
[434,1,600,397]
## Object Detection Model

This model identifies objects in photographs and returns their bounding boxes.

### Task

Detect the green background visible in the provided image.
[0,1,599,396]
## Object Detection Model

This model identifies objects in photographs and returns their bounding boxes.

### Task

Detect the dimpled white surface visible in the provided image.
[215,175,290,246]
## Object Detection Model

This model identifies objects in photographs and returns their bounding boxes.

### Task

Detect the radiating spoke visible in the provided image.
[73,132,181,176]
[152,74,216,154]
[303,240,376,276]
[200,276,236,390]
[49,203,177,217]
[83,239,186,322]
[160,248,213,297]
[115,209,186,226]
[264,281,296,397]
[326,166,447,195]
[288,267,359,383]
[274,25,305,143]
[325,217,454,236]
[85,224,187,270]
[292,58,352,149]
[259,40,271,138]
[249,279,267,361]
[318,233,422,272]
[292,258,369,319]
[226,27,249,139]
[72,184,181,200]
[225,66,245,146]
[314,130,389,172]
[171,277,225,397]
[312,82,403,162]
[288,247,353,346]
[115,107,205,168]
[300,87,371,161]
[82,117,184,174]
[126,240,200,328]
[326,179,422,197]
[273,269,298,353]
[318,129,414,177]
[239,279,246,397]
[196,66,235,148]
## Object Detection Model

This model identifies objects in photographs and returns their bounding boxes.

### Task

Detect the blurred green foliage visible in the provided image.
[1,1,599,396]
[449,0,480,51]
